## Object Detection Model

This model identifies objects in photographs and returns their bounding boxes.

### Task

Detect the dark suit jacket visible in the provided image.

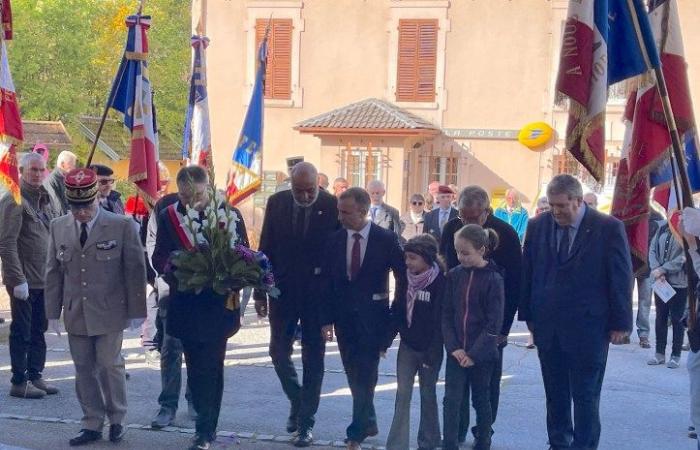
[423,207,458,243]
[152,202,249,342]
[519,206,633,356]
[256,189,339,306]
[371,202,403,237]
[321,223,407,352]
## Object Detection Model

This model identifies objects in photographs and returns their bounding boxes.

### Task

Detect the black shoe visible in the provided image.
[365,423,378,437]
[69,429,102,446]
[109,424,126,442]
[286,416,298,433]
[188,434,211,450]
[293,429,313,447]
[151,407,175,429]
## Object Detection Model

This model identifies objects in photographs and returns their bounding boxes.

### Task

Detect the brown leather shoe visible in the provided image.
[31,378,59,395]
[9,381,46,399]
[639,337,651,349]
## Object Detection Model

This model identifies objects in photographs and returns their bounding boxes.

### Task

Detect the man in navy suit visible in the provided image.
[321,187,407,450]
[152,166,249,450]
[520,174,633,450]
[423,184,457,244]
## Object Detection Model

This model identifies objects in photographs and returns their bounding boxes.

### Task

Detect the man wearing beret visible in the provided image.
[45,168,147,446]
[89,164,125,215]
[423,185,458,244]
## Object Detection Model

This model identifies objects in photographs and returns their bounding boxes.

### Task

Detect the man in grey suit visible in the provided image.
[367,179,403,237]
[45,168,147,447]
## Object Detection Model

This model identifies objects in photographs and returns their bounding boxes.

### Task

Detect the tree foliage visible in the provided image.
[8,0,190,159]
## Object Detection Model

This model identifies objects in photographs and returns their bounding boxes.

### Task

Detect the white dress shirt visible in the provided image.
[346,220,372,279]
[74,207,100,240]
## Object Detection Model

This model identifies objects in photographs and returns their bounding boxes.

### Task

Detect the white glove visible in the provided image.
[48,319,62,337]
[128,318,145,331]
[12,282,29,301]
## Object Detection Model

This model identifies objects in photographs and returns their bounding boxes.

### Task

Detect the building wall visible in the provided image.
[206,0,700,224]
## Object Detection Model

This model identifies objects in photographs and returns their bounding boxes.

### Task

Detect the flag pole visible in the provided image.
[651,64,698,329]
[86,2,147,167]
[84,61,126,167]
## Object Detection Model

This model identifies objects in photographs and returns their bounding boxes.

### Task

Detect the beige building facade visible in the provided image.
[203,0,700,230]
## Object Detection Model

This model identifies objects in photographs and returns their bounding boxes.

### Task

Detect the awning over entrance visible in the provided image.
[294,98,441,137]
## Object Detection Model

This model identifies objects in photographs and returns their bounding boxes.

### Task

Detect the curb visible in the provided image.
[0,414,387,449]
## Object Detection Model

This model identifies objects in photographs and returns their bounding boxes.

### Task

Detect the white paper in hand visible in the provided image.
[652,279,676,303]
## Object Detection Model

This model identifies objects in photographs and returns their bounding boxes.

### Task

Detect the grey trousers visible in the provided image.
[68,332,127,431]
[688,350,700,450]
[635,276,652,338]
[386,341,442,450]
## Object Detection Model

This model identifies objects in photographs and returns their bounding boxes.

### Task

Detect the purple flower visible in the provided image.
[234,244,255,263]
[255,251,272,271]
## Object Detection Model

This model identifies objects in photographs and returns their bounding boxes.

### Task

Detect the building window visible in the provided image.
[396,19,438,103]
[256,18,292,100]
[344,149,383,188]
[429,155,457,185]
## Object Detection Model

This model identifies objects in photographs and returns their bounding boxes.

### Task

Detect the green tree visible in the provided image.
[8,0,189,159]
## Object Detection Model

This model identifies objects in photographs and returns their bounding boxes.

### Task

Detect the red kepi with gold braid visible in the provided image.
[0,0,21,204]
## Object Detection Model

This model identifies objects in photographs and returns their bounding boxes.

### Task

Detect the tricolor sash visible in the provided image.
[166,203,195,251]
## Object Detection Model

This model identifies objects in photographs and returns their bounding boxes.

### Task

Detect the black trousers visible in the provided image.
[181,338,228,440]
[458,346,503,440]
[269,299,325,431]
[8,288,47,385]
[538,336,608,450]
[443,357,495,449]
[654,288,687,357]
[336,326,380,443]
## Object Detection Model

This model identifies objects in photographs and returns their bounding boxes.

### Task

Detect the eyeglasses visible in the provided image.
[99,179,115,185]
[411,201,424,206]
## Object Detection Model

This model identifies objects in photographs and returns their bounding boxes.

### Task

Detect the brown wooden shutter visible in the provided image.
[256,18,293,100]
[396,19,437,102]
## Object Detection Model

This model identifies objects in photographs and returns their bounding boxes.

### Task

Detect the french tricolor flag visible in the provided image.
[556,0,659,182]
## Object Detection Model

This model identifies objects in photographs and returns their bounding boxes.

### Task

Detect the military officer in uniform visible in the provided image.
[45,168,147,446]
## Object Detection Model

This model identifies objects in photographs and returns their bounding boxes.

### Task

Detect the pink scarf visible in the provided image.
[406,263,440,327]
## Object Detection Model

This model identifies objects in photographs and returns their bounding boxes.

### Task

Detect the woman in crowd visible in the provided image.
[400,193,427,243]
[442,224,504,450]
[386,234,445,450]
[648,219,687,369]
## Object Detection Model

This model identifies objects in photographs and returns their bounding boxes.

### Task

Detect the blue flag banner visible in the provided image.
[607,0,661,85]
[650,131,700,191]
[226,30,268,205]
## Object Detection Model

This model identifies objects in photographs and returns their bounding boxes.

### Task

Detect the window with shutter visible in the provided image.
[256,19,293,100]
[396,19,438,103]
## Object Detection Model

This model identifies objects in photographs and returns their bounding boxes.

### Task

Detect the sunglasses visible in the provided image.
[411,201,424,206]
[99,179,115,185]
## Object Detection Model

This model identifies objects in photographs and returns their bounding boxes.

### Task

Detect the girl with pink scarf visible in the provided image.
[386,234,445,450]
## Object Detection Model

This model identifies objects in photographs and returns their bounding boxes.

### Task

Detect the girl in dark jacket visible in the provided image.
[386,234,446,450]
[442,224,504,450]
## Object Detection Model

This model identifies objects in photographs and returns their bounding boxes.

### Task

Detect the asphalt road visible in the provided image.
[0,304,696,450]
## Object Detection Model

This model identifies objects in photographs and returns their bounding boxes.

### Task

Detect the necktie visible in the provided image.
[350,233,362,280]
[80,223,88,248]
[371,207,377,221]
[558,225,570,263]
[439,210,447,230]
